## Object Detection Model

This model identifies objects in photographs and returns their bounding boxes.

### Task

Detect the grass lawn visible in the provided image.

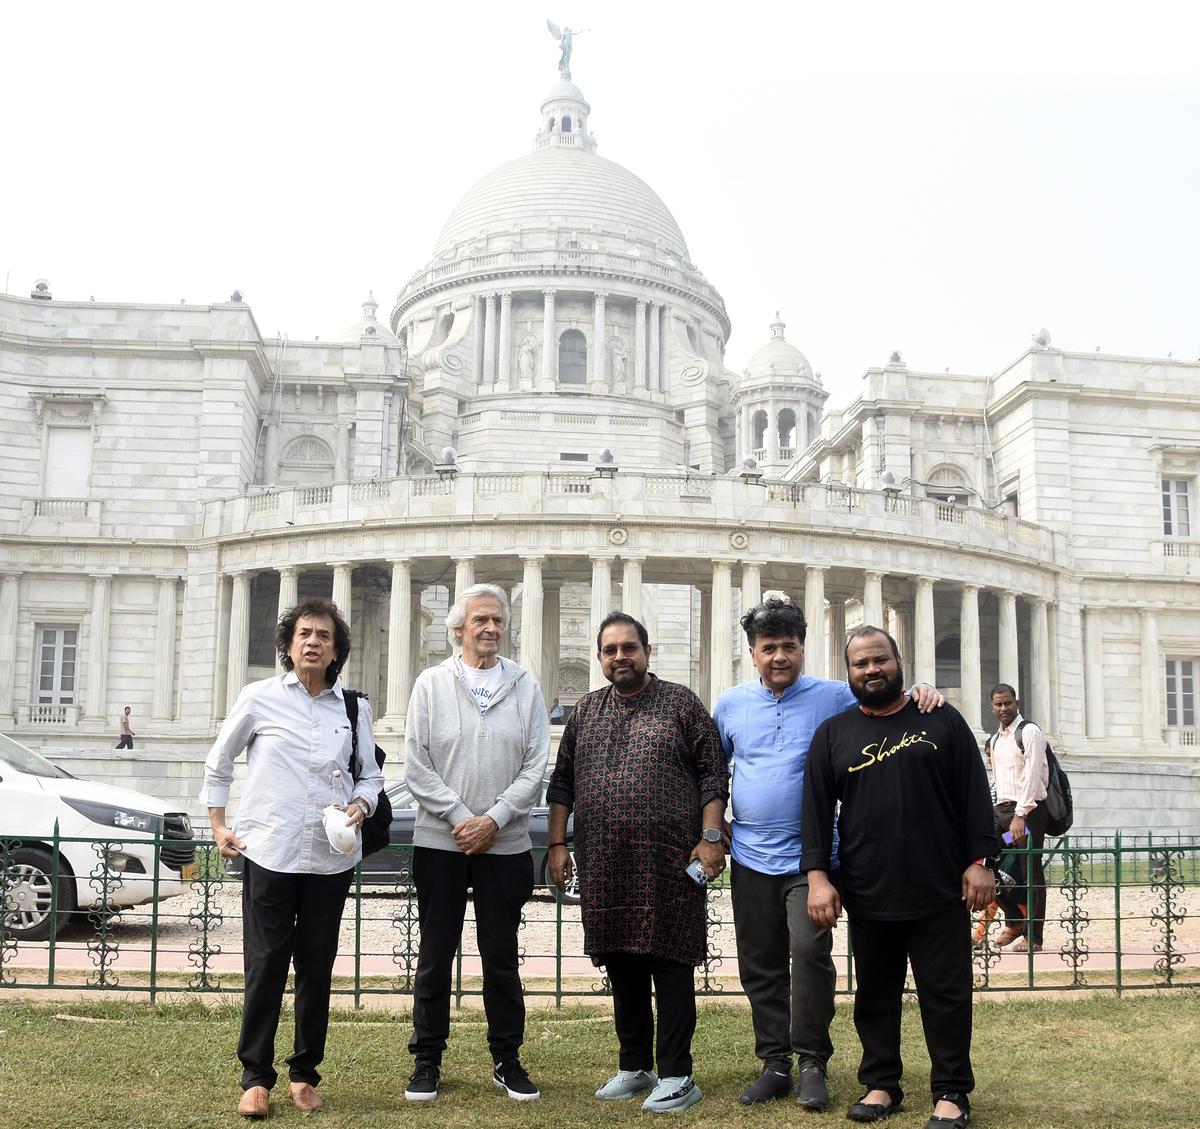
[0,993,1196,1128]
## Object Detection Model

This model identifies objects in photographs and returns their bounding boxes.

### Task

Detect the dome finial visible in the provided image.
[770,312,787,339]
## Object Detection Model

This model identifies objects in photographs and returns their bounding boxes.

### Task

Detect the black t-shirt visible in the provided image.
[801,699,999,920]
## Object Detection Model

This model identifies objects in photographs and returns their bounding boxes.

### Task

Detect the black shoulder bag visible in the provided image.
[342,690,393,857]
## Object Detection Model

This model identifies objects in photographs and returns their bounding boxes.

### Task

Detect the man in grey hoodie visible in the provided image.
[402,583,550,1104]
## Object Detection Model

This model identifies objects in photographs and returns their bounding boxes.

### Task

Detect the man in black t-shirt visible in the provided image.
[801,627,999,1129]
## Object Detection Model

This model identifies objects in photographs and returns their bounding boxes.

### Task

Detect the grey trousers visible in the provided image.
[731,859,836,1068]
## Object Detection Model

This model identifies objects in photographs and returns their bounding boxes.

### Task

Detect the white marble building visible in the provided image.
[1,69,1197,829]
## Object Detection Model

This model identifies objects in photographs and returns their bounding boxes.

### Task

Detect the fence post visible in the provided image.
[1114,831,1122,997]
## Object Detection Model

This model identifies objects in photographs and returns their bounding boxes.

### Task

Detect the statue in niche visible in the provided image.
[610,338,628,391]
[518,338,536,386]
[546,19,586,80]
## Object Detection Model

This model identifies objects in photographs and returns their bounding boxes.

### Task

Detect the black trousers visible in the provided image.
[994,801,1048,945]
[238,859,354,1091]
[848,903,975,1099]
[731,860,835,1067]
[114,735,133,749]
[600,953,696,1078]
[408,846,534,1064]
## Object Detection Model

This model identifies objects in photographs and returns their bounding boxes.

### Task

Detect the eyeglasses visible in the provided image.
[600,642,644,657]
[753,606,801,623]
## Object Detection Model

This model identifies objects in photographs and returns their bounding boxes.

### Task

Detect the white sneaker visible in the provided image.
[641,1075,702,1113]
[595,1068,658,1100]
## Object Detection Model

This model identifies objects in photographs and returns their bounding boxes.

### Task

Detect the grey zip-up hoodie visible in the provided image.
[404,655,550,853]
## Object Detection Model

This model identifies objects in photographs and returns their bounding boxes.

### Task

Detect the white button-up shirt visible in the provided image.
[990,713,1049,817]
[200,672,384,874]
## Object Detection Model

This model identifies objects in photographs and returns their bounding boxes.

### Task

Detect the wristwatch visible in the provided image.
[702,828,723,844]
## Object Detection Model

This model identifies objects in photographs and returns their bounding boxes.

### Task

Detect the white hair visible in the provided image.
[446,583,510,648]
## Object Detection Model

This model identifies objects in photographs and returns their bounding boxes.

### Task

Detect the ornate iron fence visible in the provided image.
[2,830,1196,1004]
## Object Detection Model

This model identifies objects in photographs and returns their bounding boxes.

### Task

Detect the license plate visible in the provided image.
[181,863,199,881]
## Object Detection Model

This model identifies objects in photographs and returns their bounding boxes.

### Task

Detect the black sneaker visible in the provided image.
[740,1064,793,1104]
[405,1059,441,1102]
[493,1059,541,1101]
[796,1057,829,1111]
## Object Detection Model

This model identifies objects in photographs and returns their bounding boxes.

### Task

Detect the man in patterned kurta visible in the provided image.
[547,612,728,1114]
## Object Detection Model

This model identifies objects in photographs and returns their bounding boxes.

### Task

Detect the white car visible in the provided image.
[1,732,197,941]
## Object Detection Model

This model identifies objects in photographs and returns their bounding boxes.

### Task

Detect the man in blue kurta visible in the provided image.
[714,597,941,1109]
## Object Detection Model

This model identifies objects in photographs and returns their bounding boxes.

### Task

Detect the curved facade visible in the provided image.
[1,65,1198,830]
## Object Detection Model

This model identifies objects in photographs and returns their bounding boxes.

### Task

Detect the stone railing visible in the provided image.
[20,498,103,535]
[20,703,80,726]
[396,247,727,322]
[202,471,1067,567]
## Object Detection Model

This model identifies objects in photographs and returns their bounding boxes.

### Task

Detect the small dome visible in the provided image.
[744,314,813,381]
[341,292,398,342]
[541,80,588,106]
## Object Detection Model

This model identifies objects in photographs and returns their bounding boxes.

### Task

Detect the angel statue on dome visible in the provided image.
[546,19,587,80]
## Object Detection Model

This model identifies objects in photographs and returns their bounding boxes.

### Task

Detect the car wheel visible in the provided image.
[2,846,77,942]
[539,849,581,906]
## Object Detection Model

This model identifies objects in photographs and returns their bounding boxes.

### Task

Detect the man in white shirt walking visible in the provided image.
[986,684,1050,952]
[202,597,384,1119]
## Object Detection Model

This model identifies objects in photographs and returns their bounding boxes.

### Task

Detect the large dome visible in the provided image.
[434,146,691,263]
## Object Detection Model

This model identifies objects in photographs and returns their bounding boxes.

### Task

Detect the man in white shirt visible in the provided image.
[986,684,1050,953]
[202,597,383,1119]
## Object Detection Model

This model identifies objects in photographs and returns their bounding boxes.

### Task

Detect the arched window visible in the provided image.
[548,116,556,131]
[751,410,768,458]
[278,435,335,485]
[926,464,972,503]
[777,408,798,458]
[558,329,587,384]
[562,115,573,133]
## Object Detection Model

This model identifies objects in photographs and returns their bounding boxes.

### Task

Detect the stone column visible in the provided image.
[541,289,557,388]
[710,561,734,704]
[541,582,562,706]
[767,400,780,462]
[959,584,981,730]
[453,556,476,603]
[410,584,426,683]
[1140,608,1162,741]
[261,419,279,485]
[335,423,352,480]
[275,566,299,672]
[520,556,545,688]
[739,561,762,682]
[482,293,497,385]
[226,571,250,714]
[1029,598,1051,730]
[804,566,827,679]
[472,295,483,377]
[913,577,936,686]
[83,574,113,720]
[698,586,712,707]
[0,572,20,723]
[892,603,913,671]
[634,300,648,391]
[621,555,645,624]
[1082,606,1106,739]
[358,590,384,705]
[331,562,354,683]
[152,576,180,720]
[496,290,513,391]
[589,555,613,690]
[862,570,884,627]
[998,590,1019,690]
[592,291,608,391]
[648,302,662,392]
[384,559,413,723]
[826,599,847,682]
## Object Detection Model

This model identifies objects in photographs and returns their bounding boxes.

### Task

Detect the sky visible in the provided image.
[3,0,1198,408]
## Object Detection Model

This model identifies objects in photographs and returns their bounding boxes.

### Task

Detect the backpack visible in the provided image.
[986,720,1073,836]
[342,689,394,857]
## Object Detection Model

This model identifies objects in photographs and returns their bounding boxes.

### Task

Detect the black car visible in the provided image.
[359,772,579,903]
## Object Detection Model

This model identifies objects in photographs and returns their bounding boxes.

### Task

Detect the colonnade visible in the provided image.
[466,290,670,394]
[212,556,1102,737]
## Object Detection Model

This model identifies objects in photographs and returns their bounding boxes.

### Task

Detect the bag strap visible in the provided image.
[343,689,362,781]
[1014,719,1026,751]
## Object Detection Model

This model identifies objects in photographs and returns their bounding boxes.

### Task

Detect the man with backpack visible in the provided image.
[985,684,1049,952]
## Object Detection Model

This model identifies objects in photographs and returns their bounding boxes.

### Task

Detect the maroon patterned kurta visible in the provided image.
[547,676,728,966]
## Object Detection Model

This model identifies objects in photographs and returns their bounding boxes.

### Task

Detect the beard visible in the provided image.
[851,664,905,708]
